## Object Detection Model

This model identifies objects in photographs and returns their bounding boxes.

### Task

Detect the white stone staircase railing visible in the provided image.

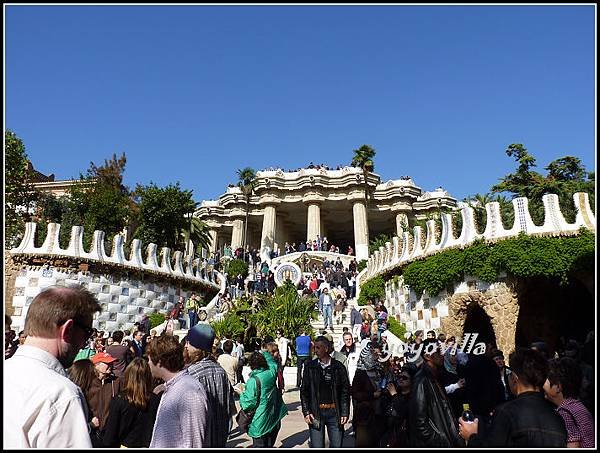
[11,222,221,290]
[360,192,595,284]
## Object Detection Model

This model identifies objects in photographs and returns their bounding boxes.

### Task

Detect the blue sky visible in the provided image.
[5,5,596,203]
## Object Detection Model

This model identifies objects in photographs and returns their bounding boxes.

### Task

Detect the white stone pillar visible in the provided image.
[260,205,277,251]
[306,203,321,242]
[231,219,244,250]
[396,212,408,236]
[353,201,369,260]
[209,229,218,254]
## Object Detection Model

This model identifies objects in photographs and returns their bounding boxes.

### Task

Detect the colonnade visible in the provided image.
[210,203,410,261]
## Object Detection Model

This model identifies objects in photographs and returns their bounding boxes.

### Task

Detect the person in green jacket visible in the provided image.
[237,351,288,447]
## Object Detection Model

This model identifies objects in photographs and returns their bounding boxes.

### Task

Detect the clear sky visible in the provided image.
[5,5,596,204]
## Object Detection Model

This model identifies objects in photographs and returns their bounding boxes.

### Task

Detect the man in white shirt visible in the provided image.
[4,286,101,448]
[217,339,239,386]
[232,335,245,384]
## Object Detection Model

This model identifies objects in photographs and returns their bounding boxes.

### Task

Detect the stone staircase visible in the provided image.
[171,298,357,350]
[311,299,355,347]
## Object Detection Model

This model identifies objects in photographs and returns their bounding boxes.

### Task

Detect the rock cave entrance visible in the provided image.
[514,276,594,356]
[463,303,497,349]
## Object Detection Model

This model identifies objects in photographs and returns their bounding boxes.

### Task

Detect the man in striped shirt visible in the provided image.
[148,336,208,448]
[185,323,236,447]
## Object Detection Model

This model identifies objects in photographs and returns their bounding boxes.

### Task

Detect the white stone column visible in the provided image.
[306,203,321,242]
[209,229,218,254]
[260,205,277,252]
[353,201,369,260]
[396,212,408,236]
[231,219,244,250]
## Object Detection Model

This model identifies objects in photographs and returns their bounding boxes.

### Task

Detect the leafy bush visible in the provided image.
[357,259,368,272]
[386,316,407,342]
[149,312,166,329]
[357,276,385,306]
[369,233,392,254]
[250,282,317,340]
[210,311,246,340]
[227,259,249,279]
[401,229,595,297]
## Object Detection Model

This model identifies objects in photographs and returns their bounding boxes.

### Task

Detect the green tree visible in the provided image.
[133,182,197,250]
[491,144,543,198]
[227,259,249,279]
[67,153,132,249]
[351,144,376,206]
[5,130,39,247]
[236,167,257,259]
[491,145,594,224]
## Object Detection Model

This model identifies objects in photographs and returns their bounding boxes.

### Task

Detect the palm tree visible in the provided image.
[237,167,257,260]
[180,200,212,257]
[464,193,493,234]
[351,144,376,206]
[182,215,212,257]
[493,194,516,230]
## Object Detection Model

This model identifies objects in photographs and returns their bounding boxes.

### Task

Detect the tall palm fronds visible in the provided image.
[236,167,257,258]
[351,144,376,206]
[182,215,212,257]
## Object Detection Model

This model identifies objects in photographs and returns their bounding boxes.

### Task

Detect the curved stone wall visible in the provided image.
[362,192,595,281]
[7,223,221,333]
[364,191,595,356]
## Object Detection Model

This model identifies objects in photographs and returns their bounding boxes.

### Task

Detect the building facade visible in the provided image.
[197,166,457,261]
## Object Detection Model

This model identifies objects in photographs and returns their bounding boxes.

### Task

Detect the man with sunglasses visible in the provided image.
[4,286,101,448]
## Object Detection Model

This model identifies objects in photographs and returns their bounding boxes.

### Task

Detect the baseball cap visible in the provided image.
[92,351,116,365]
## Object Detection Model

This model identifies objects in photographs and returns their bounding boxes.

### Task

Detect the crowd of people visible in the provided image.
[232,162,357,175]
[220,236,353,264]
[4,285,595,448]
[208,247,360,313]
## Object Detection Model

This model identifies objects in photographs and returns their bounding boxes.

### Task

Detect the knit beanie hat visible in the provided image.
[187,323,216,351]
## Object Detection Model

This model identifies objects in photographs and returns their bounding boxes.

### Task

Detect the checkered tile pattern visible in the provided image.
[384,278,451,333]
[10,266,196,333]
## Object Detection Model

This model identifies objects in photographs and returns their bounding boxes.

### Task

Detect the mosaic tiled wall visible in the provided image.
[384,275,504,333]
[10,265,198,333]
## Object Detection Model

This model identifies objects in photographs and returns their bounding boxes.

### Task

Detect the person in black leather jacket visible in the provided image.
[409,339,463,447]
[300,336,351,448]
[459,348,567,447]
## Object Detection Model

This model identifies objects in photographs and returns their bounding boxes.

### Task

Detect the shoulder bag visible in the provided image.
[235,376,262,433]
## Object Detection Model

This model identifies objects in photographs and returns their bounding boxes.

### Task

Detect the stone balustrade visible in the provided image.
[361,192,595,282]
[11,222,221,290]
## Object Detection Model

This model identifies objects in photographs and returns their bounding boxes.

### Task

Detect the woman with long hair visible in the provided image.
[102,358,161,447]
[68,359,101,445]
